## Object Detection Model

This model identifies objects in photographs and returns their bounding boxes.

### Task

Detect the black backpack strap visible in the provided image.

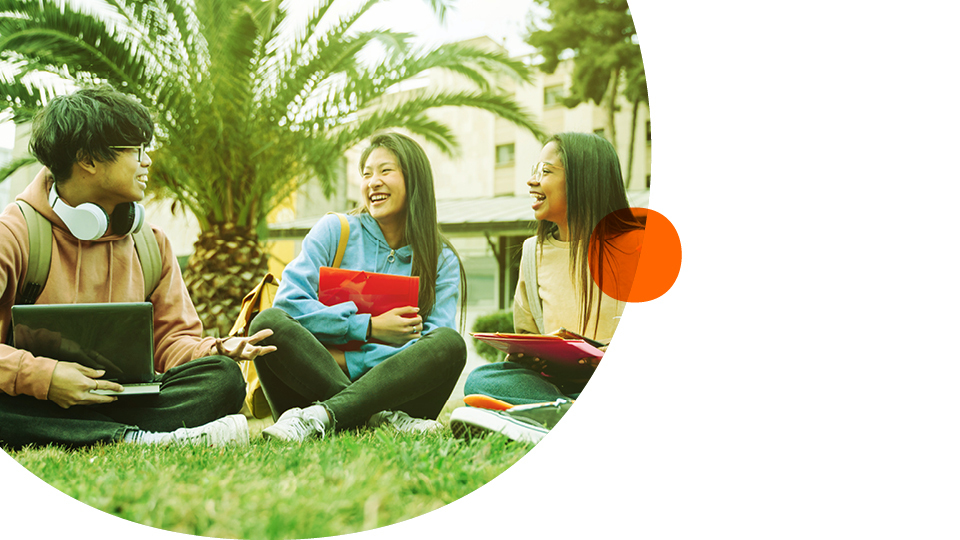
[131,226,162,300]
[15,200,162,304]
[15,200,52,305]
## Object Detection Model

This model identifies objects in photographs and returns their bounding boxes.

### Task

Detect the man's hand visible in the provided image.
[59,338,124,373]
[48,362,123,408]
[371,306,422,346]
[214,329,278,361]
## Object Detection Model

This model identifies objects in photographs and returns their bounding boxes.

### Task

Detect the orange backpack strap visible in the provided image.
[327,212,349,269]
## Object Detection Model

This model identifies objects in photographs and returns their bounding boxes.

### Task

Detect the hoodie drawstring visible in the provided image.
[107,242,113,303]
[74,239,82,303]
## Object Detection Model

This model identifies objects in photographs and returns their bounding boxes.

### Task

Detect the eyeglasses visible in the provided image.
[530,161,564,183]
[109,143,153,162]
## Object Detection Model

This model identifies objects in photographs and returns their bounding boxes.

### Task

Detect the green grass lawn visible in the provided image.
[7,419,532,539]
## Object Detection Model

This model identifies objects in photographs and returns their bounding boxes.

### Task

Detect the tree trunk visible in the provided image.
[184,222,270,337]
[606,67,620,153]
[625,97,640,189]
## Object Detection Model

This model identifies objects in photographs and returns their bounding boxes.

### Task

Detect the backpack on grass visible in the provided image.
[14,200,162,305]
[229,213,350,419]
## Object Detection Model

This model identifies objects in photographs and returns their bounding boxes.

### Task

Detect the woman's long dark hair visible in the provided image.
[356,132,466,328]
[535,132,643,335]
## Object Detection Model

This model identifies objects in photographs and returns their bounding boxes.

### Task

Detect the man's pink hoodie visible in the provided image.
[0,170,217,400]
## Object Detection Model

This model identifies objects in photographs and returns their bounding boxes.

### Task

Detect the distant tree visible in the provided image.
[623,57,647,188]
[526,0,647,186]
[0,0,545,335]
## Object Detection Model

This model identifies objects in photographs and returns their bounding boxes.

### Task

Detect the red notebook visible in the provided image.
[471,333,604,367]
[318,267,419,316]
[318,267,419,351]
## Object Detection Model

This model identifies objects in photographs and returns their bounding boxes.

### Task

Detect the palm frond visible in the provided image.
[265,8,410,120]
[0,155,37,184]
[0,0,168,105]
[328,90,546,149]
[2,0,544,232]
[419,0,454,24]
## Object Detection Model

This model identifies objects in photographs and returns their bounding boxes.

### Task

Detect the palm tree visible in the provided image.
[1,0,544,334]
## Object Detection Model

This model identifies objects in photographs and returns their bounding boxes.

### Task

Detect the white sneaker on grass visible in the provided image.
[367,410,442,434]
[166,414,250,447]
[449,399,574,444]
[262,406,328,442]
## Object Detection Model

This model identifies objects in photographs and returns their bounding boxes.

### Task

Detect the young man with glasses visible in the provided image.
[0,84,276,449]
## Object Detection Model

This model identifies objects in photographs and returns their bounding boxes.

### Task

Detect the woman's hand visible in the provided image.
[576,345,606,370]
[371,306,422,346]
[506,352,549,374]
[213,329,278,361]
[48,362,123,408]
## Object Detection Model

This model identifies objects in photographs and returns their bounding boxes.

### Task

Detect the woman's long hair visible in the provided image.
[356,132,466,327]
[535,132,644,335]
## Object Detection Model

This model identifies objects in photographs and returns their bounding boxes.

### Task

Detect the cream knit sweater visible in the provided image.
[513,236,625,343]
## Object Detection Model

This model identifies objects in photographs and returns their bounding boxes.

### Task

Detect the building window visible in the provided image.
[544,85,565,106]
[646,120,652,142]
[646,174,652,189]
[495,143,515,165]
[594,128,605,139]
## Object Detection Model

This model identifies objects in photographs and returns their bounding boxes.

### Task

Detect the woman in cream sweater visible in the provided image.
[463,132,642,407]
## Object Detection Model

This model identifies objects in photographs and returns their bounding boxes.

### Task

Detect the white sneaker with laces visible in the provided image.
[262,405,327,442]
[167,414,250,447]
[367,410,443,434]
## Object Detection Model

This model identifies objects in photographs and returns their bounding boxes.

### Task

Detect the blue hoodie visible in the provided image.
[273,212,460,380]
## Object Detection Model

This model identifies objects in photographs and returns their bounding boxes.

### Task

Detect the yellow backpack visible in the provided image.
[228,213,349,419]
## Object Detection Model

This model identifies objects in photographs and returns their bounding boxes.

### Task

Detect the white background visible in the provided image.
[4,0,960,538]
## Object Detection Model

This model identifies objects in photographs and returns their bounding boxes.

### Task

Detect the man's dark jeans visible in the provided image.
[0,356,245,450]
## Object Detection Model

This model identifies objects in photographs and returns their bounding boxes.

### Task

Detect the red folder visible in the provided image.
[318,267,419,352]
[318,267,419,316]
[471,333,604,368]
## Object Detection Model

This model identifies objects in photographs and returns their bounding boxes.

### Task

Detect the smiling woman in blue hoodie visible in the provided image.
[250,132,467,441]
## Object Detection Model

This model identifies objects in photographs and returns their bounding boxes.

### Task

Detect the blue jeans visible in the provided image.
[463,361,586,405]
[0,356,245,450]
[250,308,466,429]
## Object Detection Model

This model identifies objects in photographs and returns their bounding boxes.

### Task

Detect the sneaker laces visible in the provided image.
[171,428,210,445]
[374,410,440,432]
[170,418,241,446]
[285,413,327,440]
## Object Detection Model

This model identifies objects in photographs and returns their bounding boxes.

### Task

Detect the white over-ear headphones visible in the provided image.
[48,183,145,241]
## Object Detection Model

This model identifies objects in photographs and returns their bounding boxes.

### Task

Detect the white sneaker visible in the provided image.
[367,410,442,434]
[262,406,327,442]
[449,406,552,444]
[167,414,250,447]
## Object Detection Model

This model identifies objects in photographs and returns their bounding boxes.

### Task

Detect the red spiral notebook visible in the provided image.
[318,267,419,316]
[471,333,604,366]
[318,267,420,351]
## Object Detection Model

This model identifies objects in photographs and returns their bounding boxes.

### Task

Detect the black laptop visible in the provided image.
[11,302,160,395]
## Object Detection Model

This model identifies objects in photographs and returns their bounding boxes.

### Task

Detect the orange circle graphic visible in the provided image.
[588,208,681,303]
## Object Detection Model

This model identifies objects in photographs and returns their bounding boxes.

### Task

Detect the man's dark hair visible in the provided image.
[29,83,154,183]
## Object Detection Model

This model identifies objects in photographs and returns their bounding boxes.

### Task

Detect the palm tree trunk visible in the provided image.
[184,223,269,337]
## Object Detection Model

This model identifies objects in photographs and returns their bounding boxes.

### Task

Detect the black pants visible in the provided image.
[0,356,245,450]
[250,308,466,430]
